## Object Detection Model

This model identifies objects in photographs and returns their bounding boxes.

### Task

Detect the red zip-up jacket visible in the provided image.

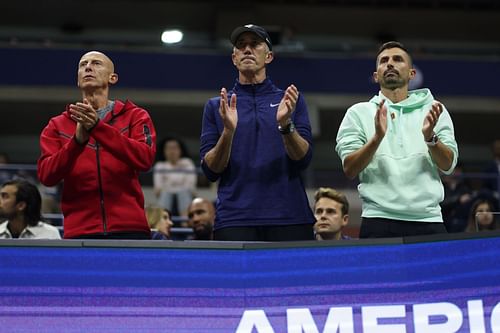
[37,100,156,238]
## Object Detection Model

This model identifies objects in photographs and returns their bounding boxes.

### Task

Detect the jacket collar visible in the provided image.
[0,220,33,238]
[232,77,274,95]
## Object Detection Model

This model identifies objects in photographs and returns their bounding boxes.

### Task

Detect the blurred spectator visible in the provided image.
[154,137,197,217]
[0,153,8,164]
[465,195,498,232]
[0,152,13,184]
[0,153,59,214]
[0,179,60,239]
[441,162,473,232]
[187,197,214,240]
[313,187,351,240]
[0,153,33,183]
[274,25,305,53]
[39,182,61,214]
[0,153,44,199]
[482,139,500,193]
[145,205,174,240]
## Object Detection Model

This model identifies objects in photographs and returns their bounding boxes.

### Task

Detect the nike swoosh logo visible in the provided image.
[270,103,280,107]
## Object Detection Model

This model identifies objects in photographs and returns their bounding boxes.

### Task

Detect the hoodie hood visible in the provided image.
[369,88,434,113]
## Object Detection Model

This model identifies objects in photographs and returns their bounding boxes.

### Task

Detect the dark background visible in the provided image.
[1,0,499,177]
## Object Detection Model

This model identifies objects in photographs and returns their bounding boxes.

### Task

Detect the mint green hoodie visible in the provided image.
[336,89,458,222]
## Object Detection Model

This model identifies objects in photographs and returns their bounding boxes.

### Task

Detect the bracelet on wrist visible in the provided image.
[278,121,295,135]
[425,133,439,146]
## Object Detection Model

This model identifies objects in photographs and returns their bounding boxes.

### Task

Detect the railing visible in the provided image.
[45,213,193,240]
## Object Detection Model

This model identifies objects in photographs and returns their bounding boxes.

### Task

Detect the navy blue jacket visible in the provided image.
[200,78,314,230]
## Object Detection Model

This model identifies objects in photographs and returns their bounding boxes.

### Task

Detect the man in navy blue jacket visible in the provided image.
[200,24,315,241]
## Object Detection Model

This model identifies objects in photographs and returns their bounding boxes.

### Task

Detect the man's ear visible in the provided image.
[232,51,238,66]
[109,73,119,85]
[265,51,274,64]
[409,68,417,80]
[342,214,349,227]
[372,72,379,83]
[16,201,26,213]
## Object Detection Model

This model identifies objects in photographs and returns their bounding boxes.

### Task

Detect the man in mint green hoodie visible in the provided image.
[336,41,458,238]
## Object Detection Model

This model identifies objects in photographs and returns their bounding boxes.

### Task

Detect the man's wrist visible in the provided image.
[74,135,88,146]
[372,132,385,145]
[278,121,295,135]
[222,127,235,137]
[425,133,439,146]
[87,119,99,132]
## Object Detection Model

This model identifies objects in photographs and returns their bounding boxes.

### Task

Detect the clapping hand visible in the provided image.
[277,84,298,126]
[219,88,238,133]
[422,101,443,141]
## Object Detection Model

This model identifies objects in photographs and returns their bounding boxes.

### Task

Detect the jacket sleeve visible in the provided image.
[90,107,156,172]
[37,119,86,186]
[335,106,366,164]
[435,105,458,175]
[199,98,223,182]
[289,94,313,170]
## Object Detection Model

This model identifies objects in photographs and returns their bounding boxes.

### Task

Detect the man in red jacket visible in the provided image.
[38,51,156,239]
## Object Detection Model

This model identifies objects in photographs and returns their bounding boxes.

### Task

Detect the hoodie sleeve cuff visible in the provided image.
[201,159,221,182]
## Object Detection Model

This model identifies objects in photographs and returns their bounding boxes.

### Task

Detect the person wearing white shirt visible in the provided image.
[153,137,197,217]
[0,179,60,239]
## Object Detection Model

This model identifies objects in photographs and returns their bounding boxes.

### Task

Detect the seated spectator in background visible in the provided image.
[482,139,500,193]
[153,136,197,217]
[465,195,498,232]
[37,51,156,240]
[0,152,61,215]
[0,153,36,184]
[39,183,61,214]
[441,161,473,232]
[0,153,8,164]
[313,187,351,240]
[0,179,60,239]
[0,152,12,184]
[187,197,215,240]
[145,205,174,240]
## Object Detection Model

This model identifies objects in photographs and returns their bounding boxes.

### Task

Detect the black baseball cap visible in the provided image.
[230,24,273,50]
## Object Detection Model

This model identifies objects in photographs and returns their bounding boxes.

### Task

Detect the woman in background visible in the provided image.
[153,137,197,217]
[465,197,498,232]
[145,205,174,240]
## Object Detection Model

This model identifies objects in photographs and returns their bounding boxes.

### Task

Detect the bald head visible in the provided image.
[190,197,214,210]
[78,51,118,92]
[188,197,215,240]
[80,51,115,72]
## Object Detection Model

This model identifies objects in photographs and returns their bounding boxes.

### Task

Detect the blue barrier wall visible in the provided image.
[0,234,499,332]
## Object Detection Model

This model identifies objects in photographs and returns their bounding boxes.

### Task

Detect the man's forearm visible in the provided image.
[203,129,234,173]
[343,135,383,179]
[428,142,454,171]
[281,131,309,160]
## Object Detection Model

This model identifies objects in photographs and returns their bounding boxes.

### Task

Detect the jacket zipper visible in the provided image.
[252,85,259,132]
[95,143,108,233]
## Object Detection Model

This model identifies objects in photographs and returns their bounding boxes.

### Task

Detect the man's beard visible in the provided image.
[381,71,406,90]
[194,224,213,240]
[0,209,13,221]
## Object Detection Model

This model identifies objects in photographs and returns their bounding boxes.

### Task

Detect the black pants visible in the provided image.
[360,217,447,238]
[214,224,314,242]
[69,231,151,240]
